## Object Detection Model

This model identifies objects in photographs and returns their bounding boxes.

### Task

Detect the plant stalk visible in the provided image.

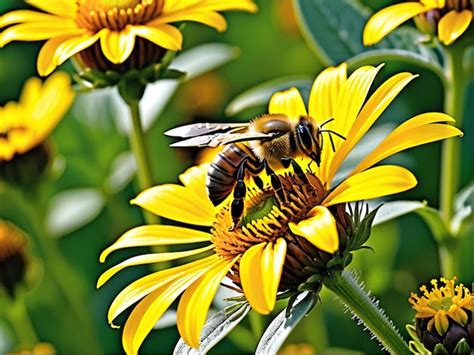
[323,271,408,354]
[439,45,467,277]
[127,101,160,225]
[6,298,39,348]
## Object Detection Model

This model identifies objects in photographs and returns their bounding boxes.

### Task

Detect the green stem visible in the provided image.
[25,189,102,353]
[127,101,159,225]
[6,298,38,348]
[323,271,408,354]
[439,45,467,277]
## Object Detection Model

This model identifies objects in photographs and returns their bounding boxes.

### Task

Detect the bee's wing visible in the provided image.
[170,132,274,148]
[164,122,249,138]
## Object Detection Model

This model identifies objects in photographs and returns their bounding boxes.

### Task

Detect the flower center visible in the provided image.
[76,0,164,31]
[211,168,350,290]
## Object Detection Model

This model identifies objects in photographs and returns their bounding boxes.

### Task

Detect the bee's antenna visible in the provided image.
[320,130,346,141]
[320,118,335,128]
[327,133,336,152]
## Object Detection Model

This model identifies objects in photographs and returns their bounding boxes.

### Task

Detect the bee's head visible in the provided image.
[296,115,321,164]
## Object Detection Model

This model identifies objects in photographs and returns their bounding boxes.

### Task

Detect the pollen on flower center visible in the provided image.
[211,168,350,290]
[76,0,164,31]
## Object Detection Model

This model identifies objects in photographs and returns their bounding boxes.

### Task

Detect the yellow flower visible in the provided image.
[363,0,473,46]
[0,72,74,162]
[0,0,257,76]
[409,277,474,352]
[98,63,461,354]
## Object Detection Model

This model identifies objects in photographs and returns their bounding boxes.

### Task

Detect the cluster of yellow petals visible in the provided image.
[409,277,474,336]
[0,73,74,161]
[0,0,257,75]
[363,0,473,45]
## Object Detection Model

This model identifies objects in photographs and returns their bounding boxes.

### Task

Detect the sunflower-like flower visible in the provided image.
[409,277,474,353]
[0,0,257,76]
[364,0,473,46]
[98,63,462,354]
[0,72,74,185]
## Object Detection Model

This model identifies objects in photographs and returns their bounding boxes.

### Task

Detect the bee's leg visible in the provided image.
[281,157,308,184]
[230,160,249,230]
[264,161,287,205]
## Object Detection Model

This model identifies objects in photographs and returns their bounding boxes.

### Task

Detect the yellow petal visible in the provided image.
[438,10,472,45]
[320,65,383,184]
[19,76,42,108]
[108,255,217,325]
[240,242,269,314]
[351,113,462,175]
[1,10,65,27]
[122,258,217,355]
[1,22,84,47]
[363,3,428,46]
[55,32,101,67]
[25,0,78,18]
[176,256,238,348]
[133,24,182,50]
[36,35,79,76]
[421,0,445,7]
[150,11,228,32]
[289,206,339,254]
[99,225,212,262]
[97,245,214,288]
[434,311,449,335]
[100,27,136,64]
[268,87,307,123]
[260,238,287,312]
[308,63,347,122]
[178,164,213,204]
[131,184,215,227]
[328,72,418,182]
[323,165,417,206]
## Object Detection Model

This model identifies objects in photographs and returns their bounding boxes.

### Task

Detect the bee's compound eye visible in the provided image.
[297,123,314,150]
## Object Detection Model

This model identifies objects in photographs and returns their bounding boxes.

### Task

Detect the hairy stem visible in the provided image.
[323,271,408,354]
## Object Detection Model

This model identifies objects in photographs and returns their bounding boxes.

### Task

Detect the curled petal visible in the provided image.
[289,206,339,254]
[438,10,472,45]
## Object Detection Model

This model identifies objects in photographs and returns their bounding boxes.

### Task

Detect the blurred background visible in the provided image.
[0,0,472,353]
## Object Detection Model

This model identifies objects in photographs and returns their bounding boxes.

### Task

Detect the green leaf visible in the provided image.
[255,292,317,354]
[293,0,443,80]
[293,0,372,65]
[173,303,251,354]
[225,76,312,116]
[373,201,427,226]
[416,207,451,243]
[453,338,471,354]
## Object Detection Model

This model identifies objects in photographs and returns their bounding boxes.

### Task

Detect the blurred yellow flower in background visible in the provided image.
[363,0,473,46]
[0,0,257,75]
[97,63,462,354]
[0,72,74,162]
[409,277,474,353]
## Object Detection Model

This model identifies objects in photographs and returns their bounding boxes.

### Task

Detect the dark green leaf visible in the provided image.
[255,292,317,354]
[453,338,471,354]
[173,303,251,354]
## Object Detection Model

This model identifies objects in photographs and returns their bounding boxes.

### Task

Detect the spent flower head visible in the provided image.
[364,0,473,46]
[0,0,257,76]
[98,63,462,354]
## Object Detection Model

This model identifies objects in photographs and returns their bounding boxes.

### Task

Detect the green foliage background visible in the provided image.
[0,0,472,353]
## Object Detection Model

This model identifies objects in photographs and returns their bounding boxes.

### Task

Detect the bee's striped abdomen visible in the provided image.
[206,144,251,206]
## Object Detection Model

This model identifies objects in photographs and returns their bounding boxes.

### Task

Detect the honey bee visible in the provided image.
[165,114,345,228]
